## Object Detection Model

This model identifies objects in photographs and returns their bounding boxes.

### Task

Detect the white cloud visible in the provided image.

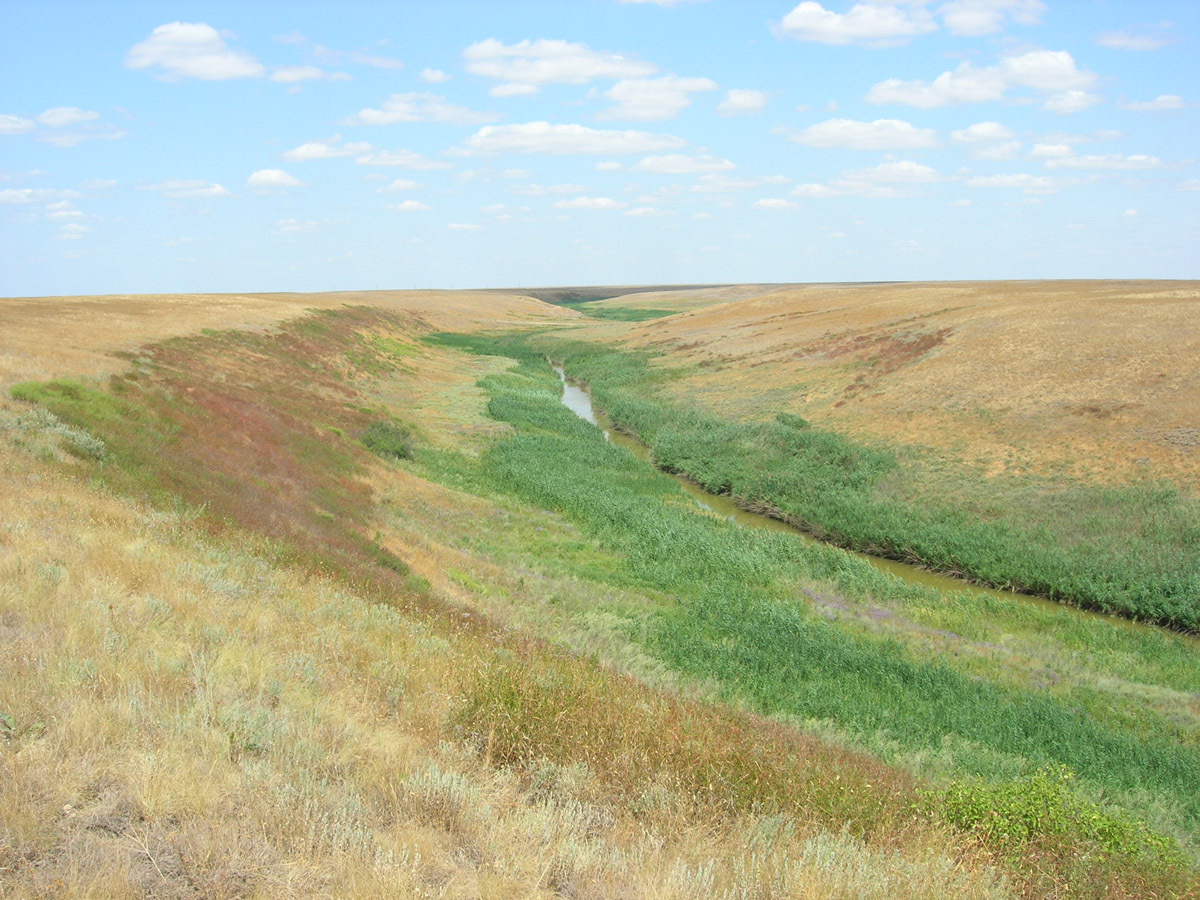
[463,39,657,95]
[1122,208,1138,217]
[552,196,626,210]
[1176,179,1200,192]
[1029,142,1073,159]
[459,121,685,155]
[81,178,117,190]
[1118,94,1185,112]
[754,198,797,208]
[964,172,1059,193]
[420,68,450,83]
[508,183,586,196]
[56,223,91,240]
[789,161,941,199]
[386,200,430,211]
[1042,90,1102,114]
[1094,30,1170,51]
[776,2,936,46]
[851,160,941,182]
[623,206,667,216]
[0,114,35,134]
[693,174,789,193]
[277,218,318,233]
[867,49,1096,109]
[791,118,939,150]
[634,154,735,174]
[717,89,768,116]
[348,50,405,70]
[1043,153,1161,171]
[283,135,371,162]
[596,161,623,171]
[376,178,420,193]
[601,76,718,121]
[269,65,330,83]
[247,169,303,189]
[951,121,1015,143]
[348,92,498,126]
[0,188,81,204]
[36,107,100,128]
[939,0,1045,37]
[947,198,972,207]
[125,22,265,80]
[354,149,451,169]
[490,83,539,97]
[448,223,482,230]
[951,121,1020,159]
[141,179,230,198]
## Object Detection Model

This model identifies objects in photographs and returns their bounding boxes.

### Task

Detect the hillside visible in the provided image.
[2,285,1198,899]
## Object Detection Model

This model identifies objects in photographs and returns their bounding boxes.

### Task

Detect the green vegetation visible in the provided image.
[561,300,677,321]
[502,335,1199,633]
[423,331,1200,865]
[361,420,414,459]
[8,307,1199,897]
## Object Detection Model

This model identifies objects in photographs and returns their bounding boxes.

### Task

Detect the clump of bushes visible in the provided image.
[361,420,413,460]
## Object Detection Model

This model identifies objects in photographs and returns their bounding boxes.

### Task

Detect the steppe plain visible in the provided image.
[1,280,1198,899]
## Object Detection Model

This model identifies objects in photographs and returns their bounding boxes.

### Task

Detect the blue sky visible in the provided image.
[2,0,1197,296]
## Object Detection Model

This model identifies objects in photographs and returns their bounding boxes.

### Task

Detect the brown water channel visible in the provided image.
[555,365,1196,638]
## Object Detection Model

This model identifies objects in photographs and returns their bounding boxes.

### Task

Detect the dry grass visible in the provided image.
[0,290,1021,898]
[0,405,1010,899]
[0,289,572,391]
[597,280,1200,489]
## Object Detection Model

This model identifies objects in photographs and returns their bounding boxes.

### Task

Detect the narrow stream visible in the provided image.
[555,365,1193,635]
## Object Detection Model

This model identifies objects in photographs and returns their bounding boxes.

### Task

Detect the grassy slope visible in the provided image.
[2,299,1197,898]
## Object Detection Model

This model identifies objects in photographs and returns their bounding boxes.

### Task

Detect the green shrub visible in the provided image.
[361,420,413,460]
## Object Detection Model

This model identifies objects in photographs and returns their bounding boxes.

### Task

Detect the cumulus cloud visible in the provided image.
[56,223,91,240]
[141,179,231,198]
[0,188,81,204]
[283,135,372,162]
[354,149,452,169]
[269,65,333,83]
[1118,94,1185,112]
[939,0,1045,37]
[867,49,1096,109]
[376,179,420,193]
[1094,30,1171,51]
[0,114,35,134]
[776,2,936,46]
[789,160,941,199]
[247,169,303,189]
[36,107,100,128]
[448,223,482,230]
[634,154,735,174]
[277,218,319,233]
[458,121,685,155]
[125,22,265,80]
[791,118,939,150]
[601,76,718,120]
[964,172,1060,193]
[386,200,430,211]
[692,174,789,193]
[347,92,498,126]
[420,68,450,83]
[552,196,626,210]
[754,198,797,208]
[951,121,1020,159]
[717,89,768,116]
[463,39,656,96]
[1042,153,1161,171]
[1042,90,1102,114]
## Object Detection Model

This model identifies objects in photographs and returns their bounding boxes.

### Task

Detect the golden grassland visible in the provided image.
[595,280,1200,489]
[3,284,1198,898]
[0,297,1014,899]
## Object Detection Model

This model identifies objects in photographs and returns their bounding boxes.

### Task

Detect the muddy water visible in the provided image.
[554,366,1191,633]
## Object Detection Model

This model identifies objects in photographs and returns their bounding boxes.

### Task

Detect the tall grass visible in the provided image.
[426,331,1200,858]
[497,335,1199,633]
